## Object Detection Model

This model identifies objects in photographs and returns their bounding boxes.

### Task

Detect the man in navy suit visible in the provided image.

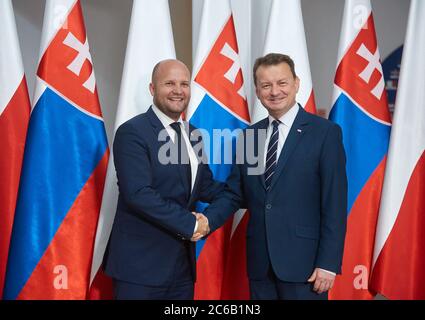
[105,59,222,300]
[204,53,347,300]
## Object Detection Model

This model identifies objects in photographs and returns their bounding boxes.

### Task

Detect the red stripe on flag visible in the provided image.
[0,77,30,297]
[304,90,317,115]
[220,212,249,299]
[88,266,113,300]
[371,151,425,300]
[17,150,109,299]
[330,157,387,299]
[195,221,232,300]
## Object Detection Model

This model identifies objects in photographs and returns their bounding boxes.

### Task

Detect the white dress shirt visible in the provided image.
[152,104,198,190]
[263,102,299,166]
[263,103,335,277]
[152,105,200,235]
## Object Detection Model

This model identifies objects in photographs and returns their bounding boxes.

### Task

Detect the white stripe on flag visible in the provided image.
[90,0,176,284]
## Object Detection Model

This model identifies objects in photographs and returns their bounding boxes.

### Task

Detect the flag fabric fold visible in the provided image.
[329,0,391,300]
[89,0,176,299]
[188,0,250,300]
[252,0,316,123]
[371,0,425,300]
[0,0,31,298]
[4,0,109,300]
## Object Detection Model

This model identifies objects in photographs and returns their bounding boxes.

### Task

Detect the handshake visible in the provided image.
[191,212,210,242]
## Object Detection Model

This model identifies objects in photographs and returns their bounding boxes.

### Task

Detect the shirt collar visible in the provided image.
[268,102,299,128]
[152,104,184,129]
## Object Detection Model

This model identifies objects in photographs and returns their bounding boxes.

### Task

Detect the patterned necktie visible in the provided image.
[170,122,192,195]
[264,120,280,191]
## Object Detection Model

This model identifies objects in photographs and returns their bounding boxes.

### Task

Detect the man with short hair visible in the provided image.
[105,59,221,300]
[204,53,347,300]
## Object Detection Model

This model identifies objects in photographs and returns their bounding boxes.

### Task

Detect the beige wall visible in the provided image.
[169,0,192,71]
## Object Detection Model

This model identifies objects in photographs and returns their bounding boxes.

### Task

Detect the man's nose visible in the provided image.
[270,84,279,96]
[172,85,184,94]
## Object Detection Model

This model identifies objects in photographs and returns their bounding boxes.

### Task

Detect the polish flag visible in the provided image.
[0,0,31,298]
[89,0,176,299]
[371,0,425,300]
[252,0,317,123]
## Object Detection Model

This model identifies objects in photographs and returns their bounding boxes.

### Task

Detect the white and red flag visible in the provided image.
[0,0,31,298]
[371,0,425,300]
[252,0,317,123]
[89,0,176,299]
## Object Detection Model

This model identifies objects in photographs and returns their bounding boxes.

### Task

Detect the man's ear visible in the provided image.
[295,76,300,93]
[255,85,261,99]
[149,83,154,97]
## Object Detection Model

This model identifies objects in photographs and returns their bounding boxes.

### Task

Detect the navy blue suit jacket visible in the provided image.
[105,107,223,286]
[205,105,347,282]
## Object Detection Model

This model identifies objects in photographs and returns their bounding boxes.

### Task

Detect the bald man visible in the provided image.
[105,59,222,299]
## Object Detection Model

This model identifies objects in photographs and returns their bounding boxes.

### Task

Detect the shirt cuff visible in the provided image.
[318,268,336,276]
[193,220,198,234]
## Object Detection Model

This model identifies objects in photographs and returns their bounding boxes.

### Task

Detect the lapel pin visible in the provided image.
[297,129,302,133]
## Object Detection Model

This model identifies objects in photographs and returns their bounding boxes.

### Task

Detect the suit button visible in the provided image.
[266,204,272,210]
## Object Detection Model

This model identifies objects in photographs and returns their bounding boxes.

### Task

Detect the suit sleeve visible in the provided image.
[113,123,196,240]
[316,124,348,274]
[197,162,225,203]
[190,130,224,203]
[203,159,245,232]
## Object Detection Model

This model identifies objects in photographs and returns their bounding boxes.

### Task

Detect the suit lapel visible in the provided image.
[186,123,202,203]
[175,122,191,198]
[146,106,166,139]
[256,118,269,190]
[270,105,310,190]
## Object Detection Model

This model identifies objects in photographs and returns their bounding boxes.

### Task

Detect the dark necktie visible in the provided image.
[264,120,280,191]
[170,122,192,194]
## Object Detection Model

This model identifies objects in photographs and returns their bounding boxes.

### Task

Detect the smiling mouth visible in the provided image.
[269,97,286,103]
[169,97,184,102]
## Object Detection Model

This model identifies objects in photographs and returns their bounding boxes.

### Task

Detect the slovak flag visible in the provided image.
[371,0,425,300]
[89,0,176,299]
[187,0,250,299]
[0,0,31,298]
[4,0,109,299]
[252,0,316,123]
[328,0,391,300]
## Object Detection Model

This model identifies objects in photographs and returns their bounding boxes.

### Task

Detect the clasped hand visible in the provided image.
[191,212,210,242]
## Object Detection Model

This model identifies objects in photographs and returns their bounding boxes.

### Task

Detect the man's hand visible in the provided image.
[307,268,336,294]
[191,212,210,241]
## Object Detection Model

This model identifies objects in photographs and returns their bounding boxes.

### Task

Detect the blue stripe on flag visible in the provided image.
[4,88,108,300]
[329,93,390,214]
[190,94,248,257]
